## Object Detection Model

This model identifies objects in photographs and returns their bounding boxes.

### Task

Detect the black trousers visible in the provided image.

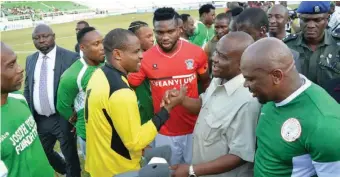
[35,113,81,177]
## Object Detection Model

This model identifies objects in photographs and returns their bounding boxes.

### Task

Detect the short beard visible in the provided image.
[157,40,178,53]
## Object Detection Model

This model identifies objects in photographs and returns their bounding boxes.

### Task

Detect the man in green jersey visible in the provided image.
[128,21,154,125]
[57,27,105,158]
[203,13,231,77]
[241,37,340,177]
[190,4,216,47]
[0,42,54,177]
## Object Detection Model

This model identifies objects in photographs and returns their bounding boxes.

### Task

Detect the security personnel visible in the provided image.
[284,1,340,88]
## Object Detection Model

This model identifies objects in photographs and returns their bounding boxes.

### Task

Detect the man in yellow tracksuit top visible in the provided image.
[84,28,181,177]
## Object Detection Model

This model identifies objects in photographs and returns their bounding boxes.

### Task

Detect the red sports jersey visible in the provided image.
[128,40,208,136]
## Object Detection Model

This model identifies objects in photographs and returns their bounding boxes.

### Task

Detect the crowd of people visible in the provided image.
[1,1,340,177]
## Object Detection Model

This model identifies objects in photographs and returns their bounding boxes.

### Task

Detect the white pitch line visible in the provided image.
[10,35,76,47]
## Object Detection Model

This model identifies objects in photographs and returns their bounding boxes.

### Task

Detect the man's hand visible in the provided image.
[68,111,77,124]
[161,86,187,112]
[170,164,190,177]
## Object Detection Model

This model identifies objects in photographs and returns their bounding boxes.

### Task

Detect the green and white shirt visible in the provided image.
[255,75,340,177]
[0,93,54,177]
[57,58,100,140]
[190,21,215,47]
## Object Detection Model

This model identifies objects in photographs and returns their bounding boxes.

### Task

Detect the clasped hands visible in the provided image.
[161,85,187,112]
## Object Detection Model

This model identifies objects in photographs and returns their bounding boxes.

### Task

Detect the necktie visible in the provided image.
[39,55,52,116]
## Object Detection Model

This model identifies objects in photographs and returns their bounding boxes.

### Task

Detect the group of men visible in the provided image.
[1,1,340,177]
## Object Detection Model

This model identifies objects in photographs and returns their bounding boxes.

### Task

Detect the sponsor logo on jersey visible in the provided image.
[281,118,301,142]
[150,73,196,87]
[185,59,194,70]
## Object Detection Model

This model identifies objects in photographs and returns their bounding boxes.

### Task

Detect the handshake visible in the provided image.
[161,86,187,112]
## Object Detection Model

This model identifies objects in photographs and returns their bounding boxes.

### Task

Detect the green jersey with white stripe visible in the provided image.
[1,93,54,177]
[189,21,215,47]
[57,58,101,139]
[255,77,340,177]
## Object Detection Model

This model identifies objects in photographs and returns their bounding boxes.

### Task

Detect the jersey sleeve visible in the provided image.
[56,74,78,120]
[127,65,146,87]
[306,116,340,176]
[107,88,158,152]
[196,48,209,75]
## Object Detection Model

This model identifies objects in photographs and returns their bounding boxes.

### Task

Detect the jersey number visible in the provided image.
[84,89,92,123]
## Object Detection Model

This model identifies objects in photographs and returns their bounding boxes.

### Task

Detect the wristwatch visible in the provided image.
[189,165,197,177]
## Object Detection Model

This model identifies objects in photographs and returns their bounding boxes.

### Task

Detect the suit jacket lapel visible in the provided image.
[54,46,63,95]
[29,52,39,112]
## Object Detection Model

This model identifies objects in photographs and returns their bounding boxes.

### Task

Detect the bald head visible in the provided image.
[1,42,23,94]
[241,38,300,104]
[1,41,14,59]
[33,24,54,35]
[219,31,254,60]
[241,37,293,72]
[212,31,254,79]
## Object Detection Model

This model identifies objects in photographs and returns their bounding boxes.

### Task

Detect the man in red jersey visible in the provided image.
[128,7,210,165]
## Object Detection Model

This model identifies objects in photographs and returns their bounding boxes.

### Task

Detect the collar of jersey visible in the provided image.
[275,74,312,107]
[156,40,183,58]
[104,62,127,77]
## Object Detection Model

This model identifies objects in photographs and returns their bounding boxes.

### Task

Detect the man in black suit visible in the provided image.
[75,20,89,55]
[24,24,81,177]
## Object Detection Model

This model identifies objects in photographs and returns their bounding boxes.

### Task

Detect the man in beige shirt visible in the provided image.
[164,32,261,177]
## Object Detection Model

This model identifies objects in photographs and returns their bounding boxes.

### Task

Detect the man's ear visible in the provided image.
[113,49,122,61]
[260,26,267,35]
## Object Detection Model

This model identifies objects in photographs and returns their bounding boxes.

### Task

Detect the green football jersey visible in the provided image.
[1,93,54,177]
[190,21,215,47]
[57,58,101,139]
[135,79,154,125]
[255,78,340,177]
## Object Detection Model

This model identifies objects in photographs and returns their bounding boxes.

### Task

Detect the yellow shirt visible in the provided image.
[84,63,158,177]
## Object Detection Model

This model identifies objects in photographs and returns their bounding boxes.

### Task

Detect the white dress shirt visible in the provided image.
[33,45,57,116]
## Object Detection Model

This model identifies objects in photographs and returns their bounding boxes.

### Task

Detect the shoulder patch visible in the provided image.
[283,34,298,43]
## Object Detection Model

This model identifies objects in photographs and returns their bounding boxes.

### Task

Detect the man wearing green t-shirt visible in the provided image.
[190,4,216,47]
[1,42,54,177]
[128,21,155,125]
[241,37,340,176]
[57,27,105,158]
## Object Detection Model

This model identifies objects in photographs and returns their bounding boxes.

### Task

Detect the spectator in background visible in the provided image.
[128,21,155,125]
[267,4,290,39]
[203,13,231,78]
[75,20,89,56]
[328,1,340,32]
[24,24,80,177]
[180,14,196,42]
[190,4,216,47]
[235,8,301,73]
